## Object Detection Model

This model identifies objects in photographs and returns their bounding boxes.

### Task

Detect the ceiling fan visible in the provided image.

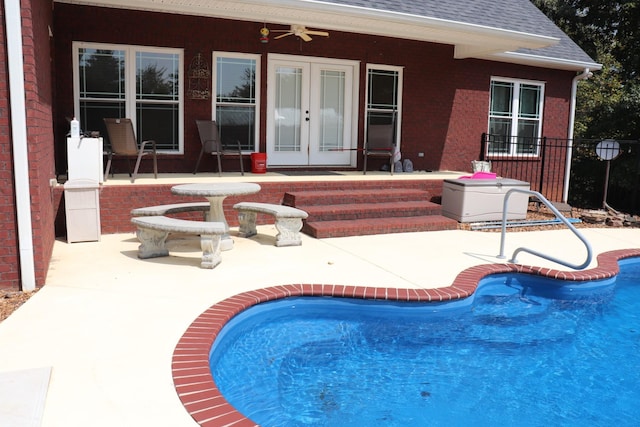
[273,25,329,42]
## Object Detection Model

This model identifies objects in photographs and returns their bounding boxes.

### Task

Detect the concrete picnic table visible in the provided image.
[171,182,261,250]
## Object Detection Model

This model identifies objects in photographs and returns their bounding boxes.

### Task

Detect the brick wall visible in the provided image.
[25,0,57,288]
[440,59,574,173]
[52,4,577,177]
[0,0,56,290]
[53,180,445,236]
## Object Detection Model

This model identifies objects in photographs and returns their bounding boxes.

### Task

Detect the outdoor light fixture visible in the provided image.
[260,27,269,43]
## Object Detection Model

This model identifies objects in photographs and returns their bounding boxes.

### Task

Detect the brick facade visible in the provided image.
[53,179,445,236]
[1,2,578,290]
[0,0,56,290]
[25,0,57,288]
[52,4,575,175]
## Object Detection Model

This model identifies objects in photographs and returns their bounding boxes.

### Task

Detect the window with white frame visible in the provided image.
[213,52,260,152]
[366,65,402,137]
[74,42,183,152]
[487,78,544,156]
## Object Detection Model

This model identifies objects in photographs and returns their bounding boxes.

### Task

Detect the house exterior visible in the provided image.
[0,0,599,290]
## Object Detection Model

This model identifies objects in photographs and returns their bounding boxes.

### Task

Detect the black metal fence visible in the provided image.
[480,134,640,214]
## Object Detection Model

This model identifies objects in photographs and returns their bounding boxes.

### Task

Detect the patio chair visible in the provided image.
[193,120,245,176]
[103,118,157,183]
[363,115,396,175]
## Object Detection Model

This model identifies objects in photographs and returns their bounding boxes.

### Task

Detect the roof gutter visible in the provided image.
[563,68,593,203]
[4,0,36,291]
[486,50,602,72]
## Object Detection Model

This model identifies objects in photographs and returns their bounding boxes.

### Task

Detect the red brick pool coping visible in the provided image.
[172,248,640,427]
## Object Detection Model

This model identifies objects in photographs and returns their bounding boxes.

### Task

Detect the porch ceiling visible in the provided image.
[56,0,559,60]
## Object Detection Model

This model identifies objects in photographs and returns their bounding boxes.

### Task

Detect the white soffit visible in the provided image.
[57,0,559,59]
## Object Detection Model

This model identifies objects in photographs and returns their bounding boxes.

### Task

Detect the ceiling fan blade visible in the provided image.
[274,32,293,40]
[305,30,329,37]
[299,32,312,42]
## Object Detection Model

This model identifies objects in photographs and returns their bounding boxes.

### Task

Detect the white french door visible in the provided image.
[267,55,358,166]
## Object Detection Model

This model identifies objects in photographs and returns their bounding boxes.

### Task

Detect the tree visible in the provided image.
[533,1,640,213]
[532,0,639,139]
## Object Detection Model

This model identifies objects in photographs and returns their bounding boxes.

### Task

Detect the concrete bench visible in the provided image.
[131,216,225,269]
[233,202,308,247]
[131,202,211,220]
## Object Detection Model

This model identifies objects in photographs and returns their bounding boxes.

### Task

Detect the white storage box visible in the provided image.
[441,178,530,222]
[67,137,104,183]
[64,179,101,243]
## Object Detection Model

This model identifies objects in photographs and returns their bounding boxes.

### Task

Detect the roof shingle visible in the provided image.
[323,0,595,66]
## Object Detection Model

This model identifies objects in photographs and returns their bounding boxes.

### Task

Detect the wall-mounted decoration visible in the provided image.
[187,53,211,100]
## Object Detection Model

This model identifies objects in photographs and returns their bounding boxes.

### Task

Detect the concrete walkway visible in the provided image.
[1,224,639,426]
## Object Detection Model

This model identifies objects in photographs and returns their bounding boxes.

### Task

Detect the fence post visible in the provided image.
[480,133,487,161]
[538,136,547,194]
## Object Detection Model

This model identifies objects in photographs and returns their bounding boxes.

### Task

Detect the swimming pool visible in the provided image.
[171,249,640,426]
[209,259,640,426]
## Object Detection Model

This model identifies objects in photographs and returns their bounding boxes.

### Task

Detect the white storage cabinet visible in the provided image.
[67,137,104,183]
[441,178,530,222]
[64,179,101,243]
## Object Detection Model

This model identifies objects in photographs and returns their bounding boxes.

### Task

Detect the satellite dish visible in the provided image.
[595,139,620,161]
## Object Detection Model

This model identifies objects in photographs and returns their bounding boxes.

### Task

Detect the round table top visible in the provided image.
[171,182,261,197]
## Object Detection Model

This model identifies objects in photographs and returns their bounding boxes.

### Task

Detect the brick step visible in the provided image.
[299,200,442,221]
[303,215,459,238]
[283,188,430,206]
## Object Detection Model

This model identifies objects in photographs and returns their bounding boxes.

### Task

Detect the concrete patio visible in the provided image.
[1,172,640,426]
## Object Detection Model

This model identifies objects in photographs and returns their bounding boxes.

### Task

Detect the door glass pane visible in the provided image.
[319,70,345,151]
[136,51,179,101]
[274,66,302,152]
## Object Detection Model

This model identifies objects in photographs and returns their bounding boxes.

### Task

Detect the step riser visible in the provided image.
[303,219,458,238]
[304,205,442,221]
[284,189,430,206]
[285,188,458,238]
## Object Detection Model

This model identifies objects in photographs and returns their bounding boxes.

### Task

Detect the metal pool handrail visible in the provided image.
[497,188,593,270]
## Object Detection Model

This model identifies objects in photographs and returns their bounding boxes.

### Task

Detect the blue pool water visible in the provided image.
[210,259,640,426]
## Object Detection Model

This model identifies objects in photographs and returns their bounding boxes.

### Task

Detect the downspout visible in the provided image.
[5,0,36,291]
[563,68,592,203]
